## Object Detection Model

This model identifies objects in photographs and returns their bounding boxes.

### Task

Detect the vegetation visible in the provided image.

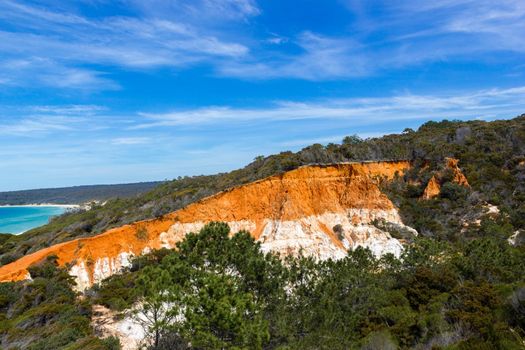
[87,222,525,349]
[1,114,524,348]
[1,115,523,266]
[0,234,13,246]
[0,255,119,349]
[4,220,524,349]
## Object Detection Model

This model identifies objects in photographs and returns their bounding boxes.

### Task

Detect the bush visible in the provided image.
[440,182,468,201]
[0,256,119,349]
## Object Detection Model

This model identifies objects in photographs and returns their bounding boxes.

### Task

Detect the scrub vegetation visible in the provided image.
[3,221,523,349]
[0,115,524,349]
[92,223,525,349]
[1,115,523,266]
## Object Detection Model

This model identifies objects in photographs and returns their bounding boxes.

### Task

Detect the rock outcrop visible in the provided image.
[421,175,441,200]
[421,157,469,199]
[0,161,416,290]
[92,305,144,350]
[445,157,470,187]
[508,230,525,247]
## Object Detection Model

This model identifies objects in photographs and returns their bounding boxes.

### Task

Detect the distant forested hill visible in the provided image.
[0,182,163,205]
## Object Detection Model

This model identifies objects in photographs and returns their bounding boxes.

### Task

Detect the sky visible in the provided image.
[0,0,524,191]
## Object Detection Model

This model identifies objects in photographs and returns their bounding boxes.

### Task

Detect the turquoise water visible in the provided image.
[0,206,67,234]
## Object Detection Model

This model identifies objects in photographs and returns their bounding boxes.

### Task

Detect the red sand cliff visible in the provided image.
[0,161,413,284]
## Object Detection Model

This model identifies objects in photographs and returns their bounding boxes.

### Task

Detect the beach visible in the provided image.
[0,205,77,234]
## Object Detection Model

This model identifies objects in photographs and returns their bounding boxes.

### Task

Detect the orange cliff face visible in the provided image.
[0,161,416,290]
[422,176,441,200]
[445,157,470,187]
[422,157,470,199]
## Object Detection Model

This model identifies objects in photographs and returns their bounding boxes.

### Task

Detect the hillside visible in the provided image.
[0,115,523,266]
[0,161,425,288]
[0,115,524,349]
[0,182,162,206]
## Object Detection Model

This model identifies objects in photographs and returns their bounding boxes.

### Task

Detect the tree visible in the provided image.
[135,267,181,348]
[178,271,269,349]
[136,222,277,349]
[253,155,265,163]
[342,134,363,145]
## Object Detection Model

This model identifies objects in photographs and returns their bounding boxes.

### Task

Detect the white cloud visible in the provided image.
[221,0,525,80]
[219,31,370,80]
[0,105,109,136]
[111,137,151,145]
[0,0,253,89]
[0,57,119,90]
[0,0,523,84]
[136,86,525,127]
[346,0,525,49]
[3,86,523,138]
[30,105,107,115]
[0,16,249,66]
[266,38,285,45]
[1,84,523,191]
[129,0,260,21]
[0,116,76,135]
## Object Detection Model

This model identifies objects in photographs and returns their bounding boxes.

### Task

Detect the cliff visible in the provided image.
[0,161,415,289]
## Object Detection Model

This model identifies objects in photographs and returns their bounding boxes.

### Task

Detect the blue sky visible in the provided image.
[0,0,524,191]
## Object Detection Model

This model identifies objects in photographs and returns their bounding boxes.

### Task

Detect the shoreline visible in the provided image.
[0,204,80,235]
[0,204,80,208]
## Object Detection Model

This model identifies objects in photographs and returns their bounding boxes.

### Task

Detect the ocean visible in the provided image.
[0,206,68,234]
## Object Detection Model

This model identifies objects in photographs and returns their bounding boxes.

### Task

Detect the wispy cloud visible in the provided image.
[350,0,525,52]
[1,85,523,191]
[0,104,106,135]
[0,57,119,90]
[129,0,260,21]
[221,0,525,80]
[4,86,524,137]
[219,31,370,80]
[0,0,523,85]
[30,105,107,115]
[135,86,525,127]
[0,116,77,135]
[111,137,151,145]
[0,0,255,89]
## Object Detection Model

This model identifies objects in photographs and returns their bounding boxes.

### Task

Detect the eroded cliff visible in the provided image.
[422,157,470,199]
[0,161,417,289]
